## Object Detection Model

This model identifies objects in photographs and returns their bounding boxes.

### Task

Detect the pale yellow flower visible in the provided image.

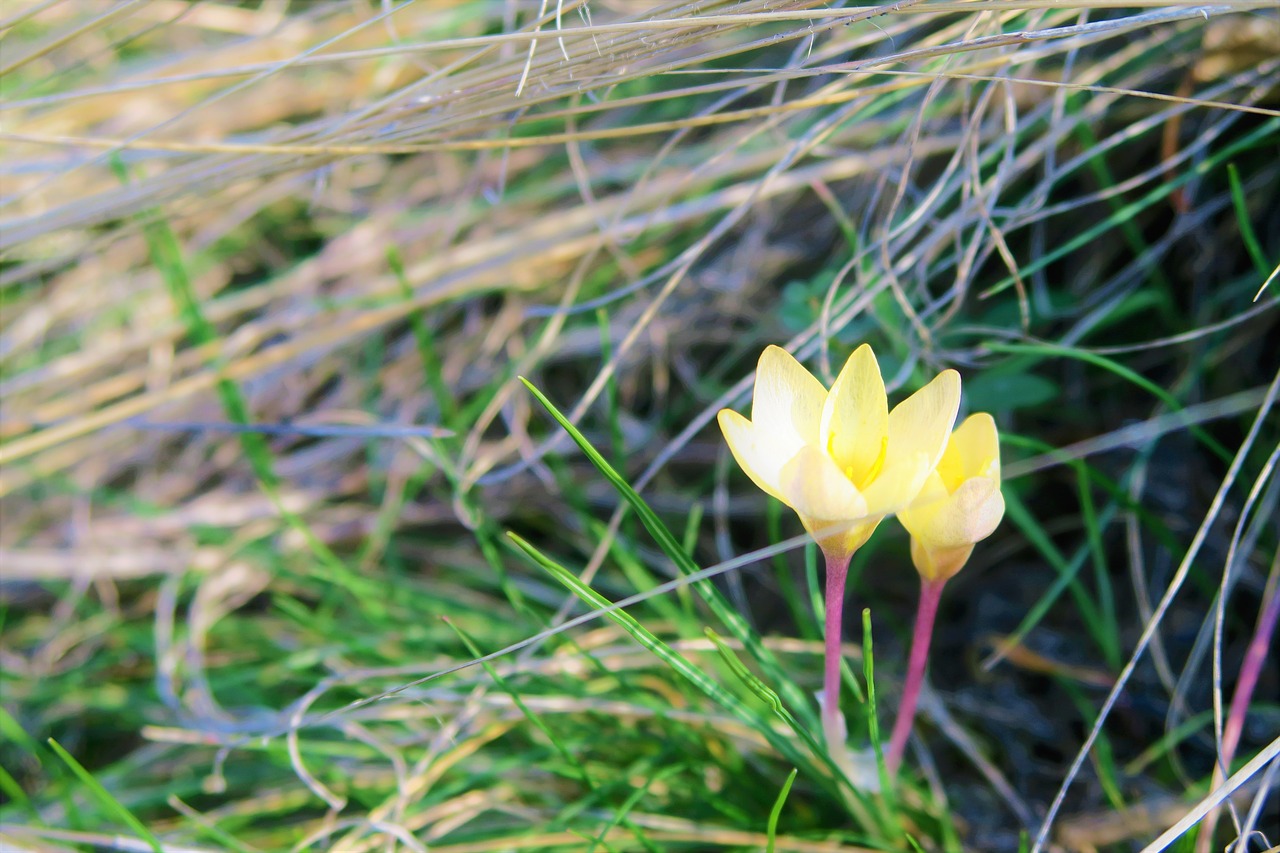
[717,344,960,560]
[897,412,1005,582]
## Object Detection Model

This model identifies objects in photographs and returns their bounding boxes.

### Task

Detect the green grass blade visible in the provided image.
[46,738,164,853]
[765,768,798,853]
[0,707,42,762]
[1076,464,1121,669]
[0,763,32,812]
[168,795,258,853]
[505,532,836,784]
[444,616,594,788]
[862,609,897,823]
[1122,709,1220,775]
[519,377,818,725]
[985,342,1230,463]
[1228,163,1270,277]
[587,765,681,853]
[1002,490,1110,660]
[703,628,828,762]
[388,245,459,424]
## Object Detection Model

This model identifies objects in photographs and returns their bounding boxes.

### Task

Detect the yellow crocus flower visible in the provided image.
[896,412,1005,582]
[717,344,961,561]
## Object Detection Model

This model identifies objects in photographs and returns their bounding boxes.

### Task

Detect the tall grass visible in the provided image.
[2,1,1278,851]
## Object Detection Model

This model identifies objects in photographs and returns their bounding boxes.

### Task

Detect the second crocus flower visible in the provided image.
[886,411,1005,769]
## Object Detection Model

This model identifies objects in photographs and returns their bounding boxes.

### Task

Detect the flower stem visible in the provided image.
[821,550,852,752]
[1197,555,1280,853]
[1223,556,1280,769]
[887,576,947,772]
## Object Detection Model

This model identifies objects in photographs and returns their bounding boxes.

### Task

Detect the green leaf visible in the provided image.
[963,372,1059,413]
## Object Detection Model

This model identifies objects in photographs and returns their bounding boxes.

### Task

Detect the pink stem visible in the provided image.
[1222,558,1280,766]
[821,550,852,751]
[1196,555,1279,853]
[887,577,947,772]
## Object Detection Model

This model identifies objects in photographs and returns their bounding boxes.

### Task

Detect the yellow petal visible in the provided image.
[895,469,948,541]
[717,408,791,505]
[935,412,1001,491]
[898,411,1004,580]
[779,445,872,557]
[778,444,867,525]
[861,369,960,513]
[820,344,888,489]
[751,345,827,451]
[899,474,1005,551]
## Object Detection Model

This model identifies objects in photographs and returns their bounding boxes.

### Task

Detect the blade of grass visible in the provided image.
[444,615,595,788]
[769,500,816,642]
[862,609,897,823]
[1123,710,1218,776]
[0,707,43,761]
[1227,163,1270,278]
[167,795,259,853]
[1061,682,1126,811]
[1077,463,1122,670]
[1074,122,1170,292]
[765,768,798,853]
[1002,490,1112,662]
[504,530,870,813]
[985,342,1230,463]
[445,615,665,851]
[703,628,830,765]
[980,116,1280,300]
[586,764,682,853]
[46,737,164,853]
[0,763,32,813]
[596,307,626,469]
[519,376,819,728]
[389,245,459,425]
[110,156,385,619]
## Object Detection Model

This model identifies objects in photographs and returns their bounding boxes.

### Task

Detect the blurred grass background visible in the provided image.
[1,1,1278,850]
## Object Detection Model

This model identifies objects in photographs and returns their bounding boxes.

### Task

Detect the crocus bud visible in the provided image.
[896,413,1004,582]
